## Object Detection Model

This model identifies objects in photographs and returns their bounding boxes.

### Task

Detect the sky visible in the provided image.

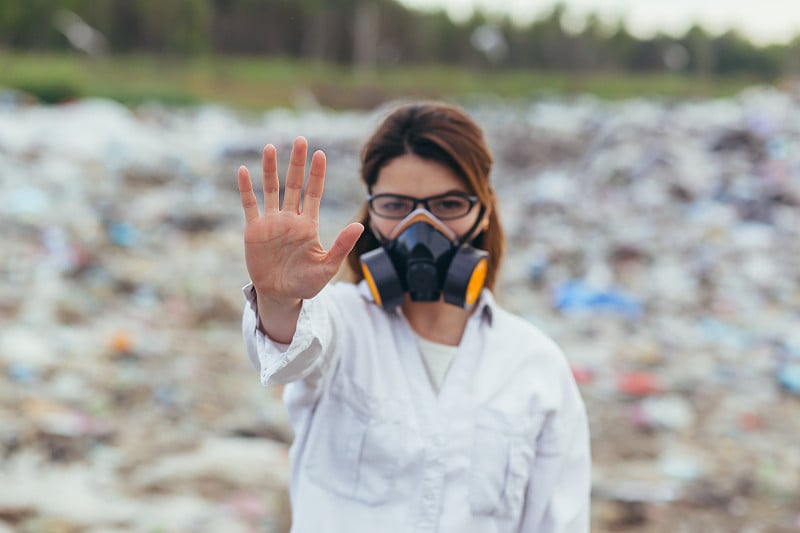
[397,0,800,45]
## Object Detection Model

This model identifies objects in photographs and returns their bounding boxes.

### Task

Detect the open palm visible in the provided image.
[238,137,363,304]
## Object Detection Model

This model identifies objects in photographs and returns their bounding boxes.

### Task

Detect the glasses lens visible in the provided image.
[372,195,415,218]
[428,194,472,219]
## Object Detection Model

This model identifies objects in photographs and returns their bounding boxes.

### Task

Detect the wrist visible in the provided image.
[254,289,301,309]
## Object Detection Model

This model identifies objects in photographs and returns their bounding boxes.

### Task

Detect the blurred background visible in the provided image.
[0,1,799,532]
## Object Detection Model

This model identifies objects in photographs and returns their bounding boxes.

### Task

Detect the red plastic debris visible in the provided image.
[617,371,663,397]
[571,365,595,385]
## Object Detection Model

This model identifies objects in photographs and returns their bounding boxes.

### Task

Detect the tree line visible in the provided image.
[1,0,797,79]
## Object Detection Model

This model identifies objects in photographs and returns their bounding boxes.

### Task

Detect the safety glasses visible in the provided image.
[367,192,479,220]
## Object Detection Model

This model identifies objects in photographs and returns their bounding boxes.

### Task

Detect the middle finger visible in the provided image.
[261,144,279,212]
[282,137,308,213]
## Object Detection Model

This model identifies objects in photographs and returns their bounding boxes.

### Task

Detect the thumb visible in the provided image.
[325,222,365,271]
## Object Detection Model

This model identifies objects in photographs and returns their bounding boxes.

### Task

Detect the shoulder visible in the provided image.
[488,304,570,373]
[476,302,585,431]
[326,280,374,309]
[321,281,392,328]
[490,304,562,355]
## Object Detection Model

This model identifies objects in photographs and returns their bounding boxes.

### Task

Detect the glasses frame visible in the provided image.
[367,192,480,220]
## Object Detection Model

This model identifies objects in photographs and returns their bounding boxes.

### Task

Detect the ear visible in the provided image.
[480,207,491,230]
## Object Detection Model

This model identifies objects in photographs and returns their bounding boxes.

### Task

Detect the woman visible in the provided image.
[238,102,590,532]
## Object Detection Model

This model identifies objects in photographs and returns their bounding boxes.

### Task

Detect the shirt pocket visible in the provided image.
[305,387,412,505]
[469,408,542,519]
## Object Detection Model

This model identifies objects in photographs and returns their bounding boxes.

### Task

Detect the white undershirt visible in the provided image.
[415,335,458,392]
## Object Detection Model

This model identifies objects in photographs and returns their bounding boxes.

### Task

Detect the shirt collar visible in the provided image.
[356,280,495,327]
[475,288,496,326]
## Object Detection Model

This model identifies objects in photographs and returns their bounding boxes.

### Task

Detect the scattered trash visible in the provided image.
[1,86,798,531]
[617,371,663,397]
[553,280,643,319]
[571,364,595,385]
[777,363,800,394]
[632,395,695,431]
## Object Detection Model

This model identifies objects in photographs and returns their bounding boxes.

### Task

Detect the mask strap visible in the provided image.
[371,219,388,243]
[455,205,487,247]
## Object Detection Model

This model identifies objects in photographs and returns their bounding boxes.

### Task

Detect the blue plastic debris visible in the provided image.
[553,280,643,319]
[107,221,138,248]
[7,363,39,384]
[777,364,800,394]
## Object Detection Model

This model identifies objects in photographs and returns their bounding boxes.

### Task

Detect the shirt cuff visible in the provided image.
[241,282,328,385]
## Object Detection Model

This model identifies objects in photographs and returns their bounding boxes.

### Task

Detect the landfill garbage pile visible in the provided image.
[1,88,799,532]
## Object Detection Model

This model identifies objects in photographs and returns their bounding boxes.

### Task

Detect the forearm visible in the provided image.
[255,289,302,344]
[242,282,339,387]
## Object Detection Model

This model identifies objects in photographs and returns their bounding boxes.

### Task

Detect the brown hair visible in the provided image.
[344,101,506,290]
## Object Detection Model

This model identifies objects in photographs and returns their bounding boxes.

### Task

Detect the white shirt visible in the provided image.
[242,281,590,533]
[416,335,457,392]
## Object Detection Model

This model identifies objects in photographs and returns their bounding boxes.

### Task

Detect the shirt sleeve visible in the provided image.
[241,282,339,388]
[518,361,592,532]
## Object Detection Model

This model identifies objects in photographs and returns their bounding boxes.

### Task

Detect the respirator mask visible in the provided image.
[360,204,489,311]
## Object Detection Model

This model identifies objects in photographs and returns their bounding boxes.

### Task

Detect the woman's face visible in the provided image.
[370,154,484,239]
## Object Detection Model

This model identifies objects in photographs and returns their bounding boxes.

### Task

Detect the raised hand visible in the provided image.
[238,137,364,310]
